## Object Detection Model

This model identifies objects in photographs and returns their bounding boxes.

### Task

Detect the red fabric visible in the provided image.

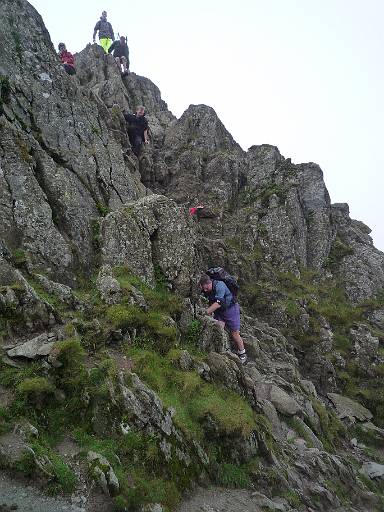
[60,50,75,67]
[189,207,197,216]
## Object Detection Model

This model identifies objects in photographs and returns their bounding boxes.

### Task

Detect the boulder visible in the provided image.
[198,316,229,353]
[119,372,174,436]
[96,265,122,305]
[327,393,373,422]
[34,274,82,308]
[87,451,119,496]
[350,323,379,366]
[0,432,28,469]
[7,332,55,359]
[101,195,197,294]
[253,382,301,416]
[368,308,384,331]
[360,462,384,480]
[359,422,384,442]
[205,352,243,393]
[0,257,55,335]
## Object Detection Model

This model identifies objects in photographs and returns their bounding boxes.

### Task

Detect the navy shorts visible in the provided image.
[214,303,240,332]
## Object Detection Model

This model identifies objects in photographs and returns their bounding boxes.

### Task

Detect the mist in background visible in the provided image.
[31,0,384,250]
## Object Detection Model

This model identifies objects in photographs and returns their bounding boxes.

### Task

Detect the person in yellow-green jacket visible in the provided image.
[93,11,114,53]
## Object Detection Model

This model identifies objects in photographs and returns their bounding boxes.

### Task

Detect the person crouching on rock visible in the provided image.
[108,36,129,76]
[123,106,150,157]
[58,43,76,75]
[93,10,114,53]
[199,274,247,364]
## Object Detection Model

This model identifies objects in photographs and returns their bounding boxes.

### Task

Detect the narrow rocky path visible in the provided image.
[0,473,84,512]
[176,487,283,512]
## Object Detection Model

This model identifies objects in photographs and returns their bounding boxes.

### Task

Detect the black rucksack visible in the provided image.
[206,267,239,299]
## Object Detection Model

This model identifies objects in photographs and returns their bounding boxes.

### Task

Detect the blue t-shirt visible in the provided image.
[209,280,233,308]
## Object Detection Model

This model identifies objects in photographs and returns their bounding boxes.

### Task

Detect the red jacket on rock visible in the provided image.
[60,50,75,68]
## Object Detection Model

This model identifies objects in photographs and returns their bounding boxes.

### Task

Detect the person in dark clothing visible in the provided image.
[58,43,76,75]
[93,11,114,53]
[108,36,129,75]
[123,106,150,157]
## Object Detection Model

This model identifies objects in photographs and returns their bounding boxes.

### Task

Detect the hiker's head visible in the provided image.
[199,274,213,293]
[101,10,107,19]
[58,42,66,53]
[120,36,126,44]
[136,106,145,117]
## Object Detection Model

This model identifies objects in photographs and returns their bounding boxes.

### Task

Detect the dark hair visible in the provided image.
[199,274,211,286]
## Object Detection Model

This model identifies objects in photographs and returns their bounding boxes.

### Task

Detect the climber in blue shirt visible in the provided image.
[200,274,247,364]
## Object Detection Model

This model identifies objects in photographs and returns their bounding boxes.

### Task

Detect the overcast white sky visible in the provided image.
[31,0,384,251]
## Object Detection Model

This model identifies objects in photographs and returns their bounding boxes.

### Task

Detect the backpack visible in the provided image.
[206,267,239,300]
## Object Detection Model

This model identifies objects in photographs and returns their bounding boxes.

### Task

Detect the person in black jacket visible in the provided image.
[123,106,150,157]
[108,36,129,75]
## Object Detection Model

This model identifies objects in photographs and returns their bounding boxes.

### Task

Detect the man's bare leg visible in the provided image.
[231,330,245,352]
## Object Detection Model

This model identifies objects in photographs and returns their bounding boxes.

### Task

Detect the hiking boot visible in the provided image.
[238,352,247,364]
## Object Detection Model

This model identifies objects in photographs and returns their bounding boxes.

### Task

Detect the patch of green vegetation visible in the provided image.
[326,237,354,270]
[106,304,178,353]
[26,277,63,311]
[224,237,242,251]
[17,377,55,409]
[325,478,350,504]
[281,489,302,508]
[0,406,13,435]
[74,428,187,511]
[91,219,101,251]
[352,423,384,449]
[0,361,42,388]
[311,398,346,451]
[127,345,265,442]
[359,473,384,501]
[216,462,251,488]
[259,183,286,208]
[185,319,202,345]
[90,124,101,136]
[113,266,183,316]
[11,248,27,268]
[285,416,314,448]
[333,333,352,354]
[236,183,286,210]
[96,202,110,217]
[16,441,77,494]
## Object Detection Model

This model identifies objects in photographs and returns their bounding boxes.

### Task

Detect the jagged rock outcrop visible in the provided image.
[0,0,146,282]
[331,203,384,303]
[101,194,198,294]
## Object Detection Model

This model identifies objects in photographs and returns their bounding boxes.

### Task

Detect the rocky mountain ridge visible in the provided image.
[1,1,384,511]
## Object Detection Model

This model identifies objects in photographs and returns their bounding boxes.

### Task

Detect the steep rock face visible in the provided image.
[148,114,336,280]
[75,44,175,140]
[331,203,384,303]
[150,104,247,231]
[0,0,145,282]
